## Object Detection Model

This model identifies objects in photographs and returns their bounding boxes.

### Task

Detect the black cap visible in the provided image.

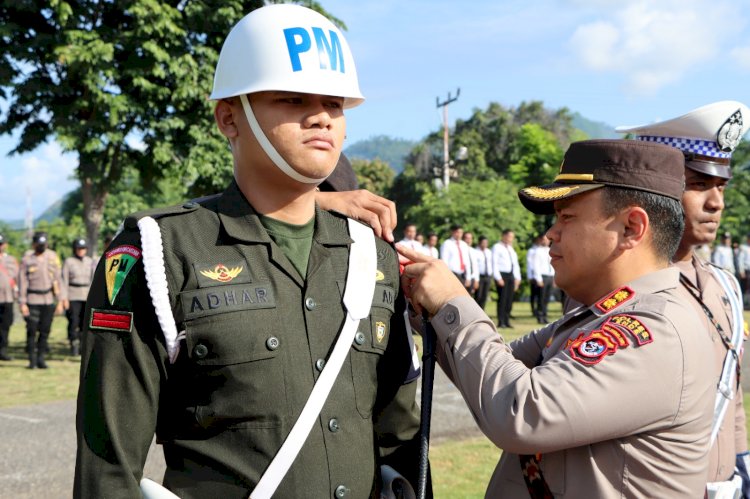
[518,140,686,215]
[73,238,87,249]
[32,231,48,245]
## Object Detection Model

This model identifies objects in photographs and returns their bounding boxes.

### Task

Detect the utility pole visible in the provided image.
[436,88,460,191]
[25,186,33,241]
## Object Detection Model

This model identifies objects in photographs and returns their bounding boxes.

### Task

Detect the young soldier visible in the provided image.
[75,5,423,498]
[398,140,715,497]
[618,101,750,498]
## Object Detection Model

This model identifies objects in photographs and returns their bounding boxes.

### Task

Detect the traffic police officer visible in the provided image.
[618,100,750,498]
[0,234,18,361]
[19,231,63,369]
[75,5,423,498]
[61,238,94,356]
[398,140,715,498]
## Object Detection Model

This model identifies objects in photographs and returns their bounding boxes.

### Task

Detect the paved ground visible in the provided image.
[0,364,482,498]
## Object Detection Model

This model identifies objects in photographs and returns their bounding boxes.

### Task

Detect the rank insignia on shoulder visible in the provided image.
[595,286,635,313]
[200,264,243,283]
[105,245,142,305]
[89,309,133,333]
[375,269,385,281]
[569,330,618,365]
[375,321,386,343]
[606,315,653,346]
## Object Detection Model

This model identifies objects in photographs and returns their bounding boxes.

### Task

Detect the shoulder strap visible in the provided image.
[251,218,377,499]
[708,267,744,444]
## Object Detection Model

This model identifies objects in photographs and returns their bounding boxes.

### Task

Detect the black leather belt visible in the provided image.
[70,283,89,287]
[28,288,52,294]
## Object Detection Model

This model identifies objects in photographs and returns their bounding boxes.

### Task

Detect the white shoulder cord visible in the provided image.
[137,216,184,364]
[708,267,744,445]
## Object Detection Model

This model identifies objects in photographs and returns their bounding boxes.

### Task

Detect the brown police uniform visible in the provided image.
[430,268,714,498]
[19,248,62,365]
[74,181,423,499]
[62,254,94,351]
[675,255,748,482]
[0,250,19,358]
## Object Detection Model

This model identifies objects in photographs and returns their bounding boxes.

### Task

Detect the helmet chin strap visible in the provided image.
[240,94,330,184]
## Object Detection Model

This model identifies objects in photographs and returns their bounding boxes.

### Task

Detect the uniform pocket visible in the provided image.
[182,309,287,429]
[350,308,390,418]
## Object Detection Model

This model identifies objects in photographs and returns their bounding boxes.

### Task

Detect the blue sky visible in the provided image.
[1,0,749,222]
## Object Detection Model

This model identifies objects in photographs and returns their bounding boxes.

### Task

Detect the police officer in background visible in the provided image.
[398,140,715,497]
[62,238,94,356]
[0,234,18,361]
[618,100,750,498]
[75,5,424,498]
[19,231,63,369]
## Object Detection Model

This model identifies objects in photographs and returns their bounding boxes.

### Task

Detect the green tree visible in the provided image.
[351,158,395,196]
[506,123,564,186]
[723,140,750,238]
[0,0,342,250]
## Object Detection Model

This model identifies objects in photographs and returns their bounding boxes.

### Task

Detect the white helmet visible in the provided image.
[210,4,363,184]
[210,4,364,108]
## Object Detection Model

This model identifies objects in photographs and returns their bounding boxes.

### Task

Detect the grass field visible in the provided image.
[2,298,749,498]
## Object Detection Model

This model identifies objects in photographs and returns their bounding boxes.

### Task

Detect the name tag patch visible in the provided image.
[180,282,275,320]
[373,284,396,312]
[89,309,133,333]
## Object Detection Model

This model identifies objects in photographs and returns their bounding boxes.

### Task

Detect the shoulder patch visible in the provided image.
[606,315,653,346]
[569,330,618,365]
[595,286,635,313]
[105,245,142,305]
[89,309,133,333]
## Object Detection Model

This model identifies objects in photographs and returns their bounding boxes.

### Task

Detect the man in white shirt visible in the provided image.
[462,231,480,295]
[492,229,521,328]
[712,232,736,274]
[474,236,494,310]
[526,236,540,320]
[532,235,555,324]
[425,233,439,259]
[441,224,471,288]
[398,223,424,253]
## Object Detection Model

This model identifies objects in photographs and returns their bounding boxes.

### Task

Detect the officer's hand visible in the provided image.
[463,279,471,288]
[397,244,469,316]
[496,278,505,287]
[536,280,543,288]
[315,189,397,242]
[514,279,521,292]
[62,299,70,310]
[20,304,29,317]
[54,301,64,315]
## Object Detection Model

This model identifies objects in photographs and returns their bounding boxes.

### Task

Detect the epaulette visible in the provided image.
[594,285,635,313]
[123,194,220,230]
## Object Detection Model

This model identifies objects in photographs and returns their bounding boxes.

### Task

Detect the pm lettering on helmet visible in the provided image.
[284,27,345,73]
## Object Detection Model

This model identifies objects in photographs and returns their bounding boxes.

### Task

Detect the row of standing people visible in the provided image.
[708,232,750,308]
[0,232,95,367]
[399,223,555,327]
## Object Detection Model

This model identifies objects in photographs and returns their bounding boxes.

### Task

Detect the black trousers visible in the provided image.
[26,304,55,354]
[496,272,515,327]
[474,275,493,310]
[67,300,86,343]
[0,302,12,350]
[529,280,541,318]
[535,275,554,322]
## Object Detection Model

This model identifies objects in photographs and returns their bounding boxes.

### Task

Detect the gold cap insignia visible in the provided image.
[521,185,581,200]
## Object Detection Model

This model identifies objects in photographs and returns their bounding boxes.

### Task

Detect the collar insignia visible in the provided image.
[200,264,243,283]
[375,321,386,343]
[105,245,142,305]
[595,286,635,313]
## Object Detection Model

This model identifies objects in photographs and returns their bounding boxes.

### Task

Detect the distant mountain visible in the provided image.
[1,196,65,229]
[571,113,618,139]
[344,135,417,173]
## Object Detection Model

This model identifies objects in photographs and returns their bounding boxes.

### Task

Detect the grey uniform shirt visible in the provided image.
[430,267,714,498]
[0,253,18,303]
[62,255,94,302]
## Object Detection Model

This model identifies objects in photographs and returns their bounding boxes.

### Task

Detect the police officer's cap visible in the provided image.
[616,101,749,180]
[73,238,87,249]
[518,139,685,215]
[32,231,48,244]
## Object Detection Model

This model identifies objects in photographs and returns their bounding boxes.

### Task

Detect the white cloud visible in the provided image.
[569,0,745,95]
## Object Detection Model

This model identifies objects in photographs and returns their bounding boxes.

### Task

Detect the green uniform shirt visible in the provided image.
[74,181,424,499]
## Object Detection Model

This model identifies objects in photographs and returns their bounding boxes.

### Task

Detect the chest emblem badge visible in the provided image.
[375,321,387,343]
[200,264,243,283]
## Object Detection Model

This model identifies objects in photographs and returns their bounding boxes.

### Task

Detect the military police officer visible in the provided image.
[398,140,715,498]
[75,5,423,498]
[18,231,63,369]
[0,234,18,361]
[61,238,94,356]
[618,100,750,498]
